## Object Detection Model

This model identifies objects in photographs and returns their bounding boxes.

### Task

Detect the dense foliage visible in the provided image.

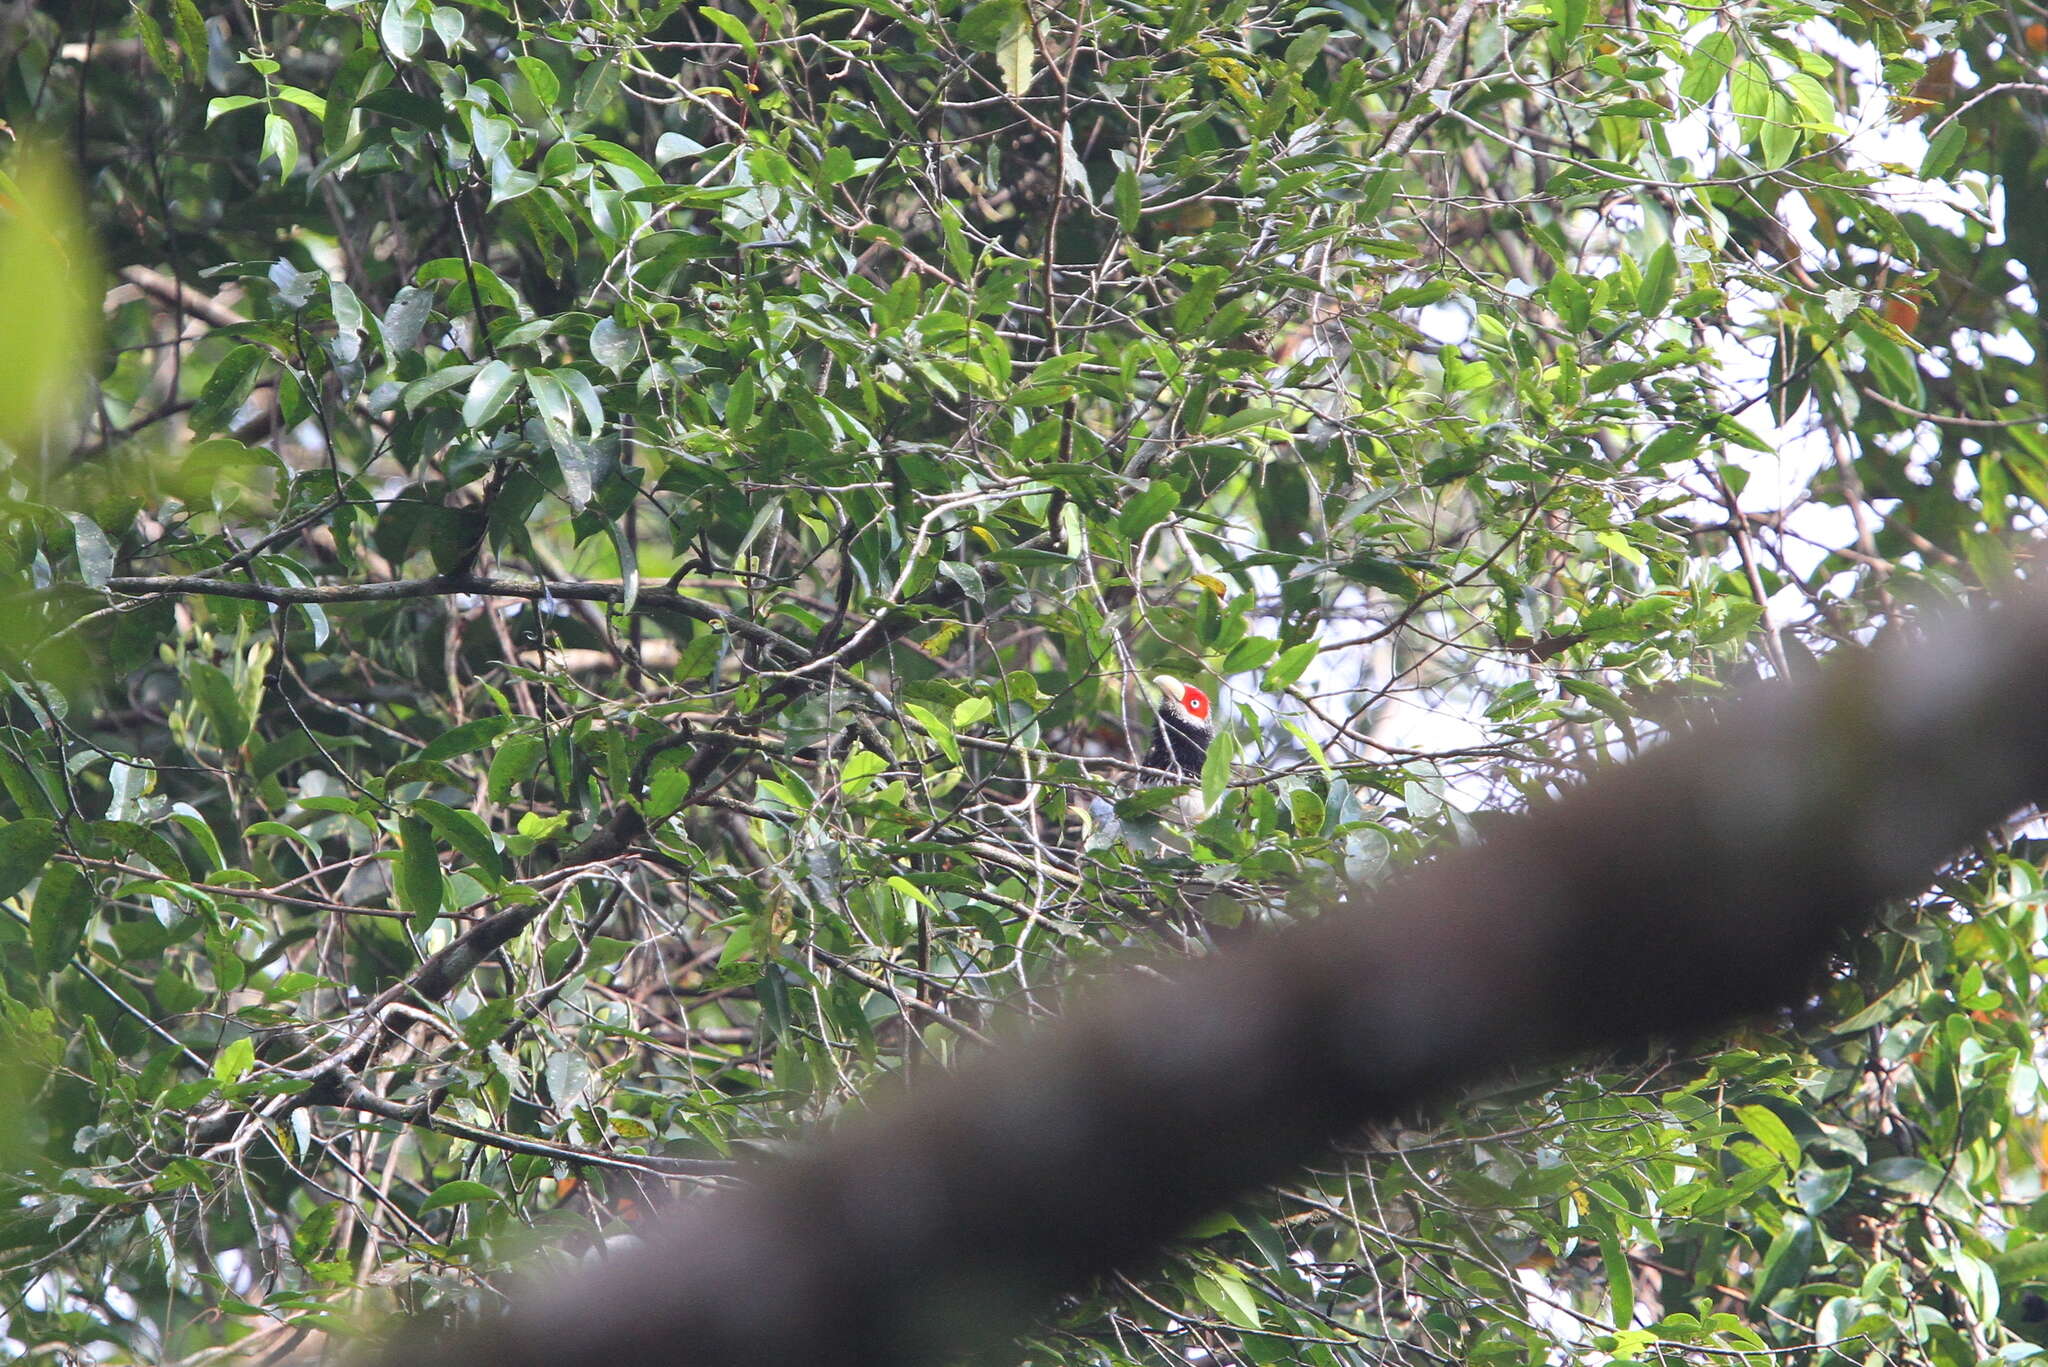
[4,0,2048,1362]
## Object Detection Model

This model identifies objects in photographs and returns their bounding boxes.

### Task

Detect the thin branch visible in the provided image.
[101,572,811,661]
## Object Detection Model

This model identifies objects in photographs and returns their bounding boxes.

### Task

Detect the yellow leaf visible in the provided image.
[1204,56,1258,107]
[998,22,1036,94]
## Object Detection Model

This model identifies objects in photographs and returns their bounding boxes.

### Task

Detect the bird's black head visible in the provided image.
[1145,674,1214,775]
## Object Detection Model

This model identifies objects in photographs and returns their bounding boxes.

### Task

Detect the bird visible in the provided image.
[1142,673,1215,783]
[1142,673,1217,831]
[1082,674,1218,852]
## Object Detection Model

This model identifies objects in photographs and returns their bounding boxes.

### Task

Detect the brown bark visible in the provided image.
[388,594,2048,1367]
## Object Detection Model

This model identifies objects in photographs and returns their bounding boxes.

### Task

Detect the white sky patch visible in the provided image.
[1643,26,2003,587]
[1234,23,2036,816]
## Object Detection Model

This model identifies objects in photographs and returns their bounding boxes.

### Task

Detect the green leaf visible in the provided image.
[526,368,580,439]
[1194,1265,1262,1329]
[811,141,851,184]
[839,748,888,795]
[395,815,445,931]
[156,965,207,1016]
[1781,72,1837,129]
[1736,1103,1802,1169]
[381,286,437,353]
[213,1035,256,1085]
[1679,31,1736,104]
[1855,322,1924,409]
[1201,727,1237,817]
[429,4,465,52]
[644,768,692,824]
[413,799,504,881]
[579,139,662,189]
[0,745,58,819]
[248,820,321,853]
[322,45,380,153]
[1115,479,1181,541]
[274,85,327,121]
[262,112,299,180]
[1283,26,1330,70]
[1421,449,1485,486]
[1116,785,1189,819]
[1333,553,1414,595]
[168,804,224,874]
[725,369,757,432]
[1114,168,1140,234]
[1636,243,1676,319]
[168,0,207,83]
[462,359,520,429]
[1220,636,1277,676]
[205,95,263,125]
[1602,1231,1633,1329]
[590,317,638,375]
[187,661,252,753]
[487,734,545,805]
[698,5,757,59]
[1922,120,1967,180]
[1751,1216,1816,1309]
[131,5,176,85]
[1598,98,1670,121]
[958,0,1026,52]
[1637,425,1700,472]
[359,87,449,130]
[513,54,559,107]
[403,362,481,412]
[1759,90,1799,168]
[1263,640,1318,693]
[1548,0,1587,46]
[68,513,115,590]
[381,0,426,61]
[98,818,189,881]
[1547,268,1591,333]
[1729,58,1770,125]
[986,547,1072,569]
[420,1179,501,1213]
[419,716,514,765]
[904,703,961,767]
[1863,1156,1945,1198]
[1835,975,1919,1032]
[1988,1237,2048,1283]
[207,927,246,994]
[1795,1163,1852,1215]
[191,344,265,437]
[30,861,91,975]
[539,415,606,509]
[1404,775,1443,821]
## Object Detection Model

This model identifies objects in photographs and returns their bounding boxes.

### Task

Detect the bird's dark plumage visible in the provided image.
[1144,674,1213,777]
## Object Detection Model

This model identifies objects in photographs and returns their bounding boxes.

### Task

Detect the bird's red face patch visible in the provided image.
[1182,685,1210,720]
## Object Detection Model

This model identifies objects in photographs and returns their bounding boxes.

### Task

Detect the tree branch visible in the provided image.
[103,572,811,662]
[387,594,2048,1367]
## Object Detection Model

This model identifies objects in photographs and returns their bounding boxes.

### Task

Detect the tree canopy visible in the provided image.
[3,0,2048,1363]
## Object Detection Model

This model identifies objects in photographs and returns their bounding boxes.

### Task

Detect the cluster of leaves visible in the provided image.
[0,0,2046,1363]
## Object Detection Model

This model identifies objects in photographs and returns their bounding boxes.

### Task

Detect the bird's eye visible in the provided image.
[1185,688,1208,717]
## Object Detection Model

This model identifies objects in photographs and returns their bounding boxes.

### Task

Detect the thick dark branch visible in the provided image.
[389,594,2048,1367]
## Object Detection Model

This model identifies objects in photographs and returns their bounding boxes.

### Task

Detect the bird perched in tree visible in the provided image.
[1143,674,1216,830]
[1143,673,1214,782]
[1082,674,1217,851]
